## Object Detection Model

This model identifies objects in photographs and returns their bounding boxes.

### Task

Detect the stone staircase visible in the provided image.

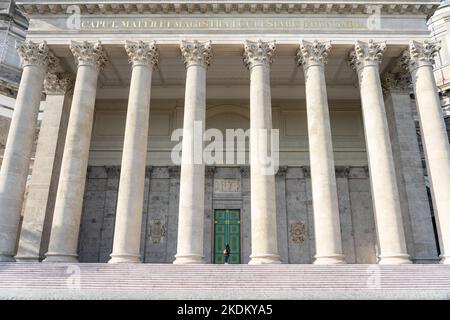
[0,263,450,299]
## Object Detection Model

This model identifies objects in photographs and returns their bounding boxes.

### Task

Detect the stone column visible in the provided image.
[44,41,107,262]
[382,72,438,263]
[402,40,450,264]
[15,73,73,262]
[0,41,55,262]
[243,40,281,264]
[349,40,411,264]
[297,40,345,264]
[173,40,212,264]
[109,41,159,263]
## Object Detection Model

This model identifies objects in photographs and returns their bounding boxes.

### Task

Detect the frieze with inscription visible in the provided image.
[28,15,428,35]
[214,179,241,193]
[79,17,367,31]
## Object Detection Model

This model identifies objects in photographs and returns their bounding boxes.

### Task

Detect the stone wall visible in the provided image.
[78,165,381,264]
[0,114,11,167]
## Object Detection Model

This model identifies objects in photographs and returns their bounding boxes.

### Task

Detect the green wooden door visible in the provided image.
[213,209,241,264]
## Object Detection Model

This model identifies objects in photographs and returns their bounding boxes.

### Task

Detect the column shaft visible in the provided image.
[174,40,211,264]
[244,40,281,264]
[403,40,450,263]
[350,40,410,264]
[15,73,72,262]
[45,41,106,262]
[298,40,345,264]
[109,41,158,263]
[0,41,52,262]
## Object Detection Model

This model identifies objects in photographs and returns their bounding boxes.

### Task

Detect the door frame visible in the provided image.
[211,207,243,264]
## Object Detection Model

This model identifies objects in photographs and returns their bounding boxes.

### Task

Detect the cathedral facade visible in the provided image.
[0,1,449,271]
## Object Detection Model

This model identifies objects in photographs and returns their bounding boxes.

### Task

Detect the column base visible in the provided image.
[378,254,412,265]
[43,252,78,263]
[0,254,15,262]
[313,254,346,265]
[14,255,40,263]
[173,254,205,264]
[109,253,141,264]
[439,254,450,264]
[248,254,281,264]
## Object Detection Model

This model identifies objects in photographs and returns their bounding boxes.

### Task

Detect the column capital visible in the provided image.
[169,166,181,178]
[105,166,121,179]
[297,40,332,68]
[44,72,74,95]
[400,40,441,72]
[301,166,311,178]
[276,166,288,177]
[180,40,212,68]
[239,166,250,178]
[243,39,276,69]
[125,40,159,68]
[381,71,412,94]
[145,166,154,177]
[348,40,386,71]
[335,166,350,178]
[70,40,108,71]
[205,166,216,178]
[15,40,57,70]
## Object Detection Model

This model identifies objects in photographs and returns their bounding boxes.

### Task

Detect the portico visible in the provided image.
[0,1,447,266]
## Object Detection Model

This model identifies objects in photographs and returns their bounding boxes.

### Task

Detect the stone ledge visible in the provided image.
[16,1,439,16]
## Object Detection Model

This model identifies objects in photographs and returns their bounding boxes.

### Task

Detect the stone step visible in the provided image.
[1,263,450,299]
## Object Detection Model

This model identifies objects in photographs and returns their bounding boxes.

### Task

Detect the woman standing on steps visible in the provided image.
[223,244,231,264]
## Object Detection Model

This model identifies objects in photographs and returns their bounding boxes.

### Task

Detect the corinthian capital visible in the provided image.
[44,73,74,95]
[70,41,108,71]
[348,40,386,71]
[15,40,56,70]
[125,40,159,68]
[243,40,276,69]
[297,40,332,68]
[180,40,212,68]
[381,71,412,94]
[400,40,441,72]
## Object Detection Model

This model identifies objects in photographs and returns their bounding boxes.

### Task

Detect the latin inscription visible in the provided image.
[79,17,367,31]
[214,179,241,193]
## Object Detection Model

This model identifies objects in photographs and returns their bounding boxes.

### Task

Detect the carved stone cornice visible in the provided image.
[301,166,310,178]
[297,40,332,68]
[348,40,386,71]
[105,166,121,178]
[335,166,350,178]
[44,72,74,95]
[15,40,56,70]
[16,2,440,17]
[243,39,276,69]
[180,40,212,68]
[400,40,441,72]
[276,165,288,177]
[381,71,412,94]
[70,41,108,71]
[168,166,181,178]
[125,40,159,68]
[205,166,216,178]
[239,166,250,178]
[146,165,154,176]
